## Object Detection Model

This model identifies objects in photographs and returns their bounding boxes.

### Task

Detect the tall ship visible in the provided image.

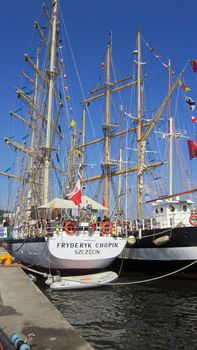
[0,2,197,276]
[118,33,197,273]
[0,0,127,273]
[75,32,197,273]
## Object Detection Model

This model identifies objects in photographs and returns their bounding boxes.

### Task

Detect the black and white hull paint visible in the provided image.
[119,198,197,274]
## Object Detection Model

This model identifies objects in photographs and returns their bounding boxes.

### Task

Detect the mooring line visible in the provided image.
[108,260,197,286]
[3,260,197,287]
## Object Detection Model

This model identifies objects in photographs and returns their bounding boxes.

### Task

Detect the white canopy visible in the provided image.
[38,195,109,211]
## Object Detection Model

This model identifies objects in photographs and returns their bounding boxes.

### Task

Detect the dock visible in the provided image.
[0,263,94,349]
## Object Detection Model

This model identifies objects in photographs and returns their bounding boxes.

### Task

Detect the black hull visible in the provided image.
[127,226,197,248]
[116,258,197,276]
[117,225,197,276]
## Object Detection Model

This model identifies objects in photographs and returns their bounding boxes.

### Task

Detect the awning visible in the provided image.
[38,195,109,211]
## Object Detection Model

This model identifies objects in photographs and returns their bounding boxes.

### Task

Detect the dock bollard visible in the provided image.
[10,334,30,350]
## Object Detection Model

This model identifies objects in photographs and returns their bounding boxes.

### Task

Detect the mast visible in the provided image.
[168,59,173,199]
[78,31,184,217]
[43,0,57,203]
[81,107,86,179]
[117,105,123,215]
[137,31,143,220]
[136,37,184,220]
[26,47,40,217]
[69,121,77,187]
[103,38,112,212]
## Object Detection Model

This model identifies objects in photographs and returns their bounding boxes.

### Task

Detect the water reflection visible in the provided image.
[40,272,197,349]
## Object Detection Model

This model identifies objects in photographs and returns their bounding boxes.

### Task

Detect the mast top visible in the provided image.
[108,31,112,47]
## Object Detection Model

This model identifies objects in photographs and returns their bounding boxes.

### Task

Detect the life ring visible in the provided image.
[102,222,113,235]
[189,215,197,226]
[64,220,77,234]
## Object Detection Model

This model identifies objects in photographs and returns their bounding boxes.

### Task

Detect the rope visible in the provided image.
[108,260,197,286]
[3,259,197,288]
[130,226,175,240]
[59,4,103,163]
[2,263,49,277]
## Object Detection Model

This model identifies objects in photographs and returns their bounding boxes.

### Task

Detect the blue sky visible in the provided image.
[0,0,197,211]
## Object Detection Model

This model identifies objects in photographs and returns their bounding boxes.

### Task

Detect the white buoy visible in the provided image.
[127,235,136,245]
[153,235,170,246]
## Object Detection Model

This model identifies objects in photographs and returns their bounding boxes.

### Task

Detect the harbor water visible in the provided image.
[38,271,197,350]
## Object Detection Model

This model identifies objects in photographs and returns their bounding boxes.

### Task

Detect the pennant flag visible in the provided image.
[76,149,82,157]
[185,96,196,111]
[179,81,191,91]
[70,119,75,127]
[58,125,62,133]
[192,60,197,73]
[191,116,197,123]
[161,62,168,68]
[187,140,197,159]
[144,40,154,51]
[13,108,22,113]
[66,95,71,100]
[101,62,105,69]
[65,179,82,205]
[56,153,60,163]
[25,90,33,95]
[22,134,29,140]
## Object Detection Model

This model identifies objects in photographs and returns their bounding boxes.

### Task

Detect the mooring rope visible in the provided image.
[3,259,197,287]
[108,260,197,286]
[2,263,49,277]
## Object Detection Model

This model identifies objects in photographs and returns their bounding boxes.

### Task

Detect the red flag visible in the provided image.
[192,60,197,73]
[187,140,197,160]
[179,81,191,91]
[66,179,82,205]
[191,116,197,123]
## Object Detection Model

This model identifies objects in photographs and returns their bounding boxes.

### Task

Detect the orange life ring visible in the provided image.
[64,220,77,234]
[102,222,113,235]
[189,215,197,226]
